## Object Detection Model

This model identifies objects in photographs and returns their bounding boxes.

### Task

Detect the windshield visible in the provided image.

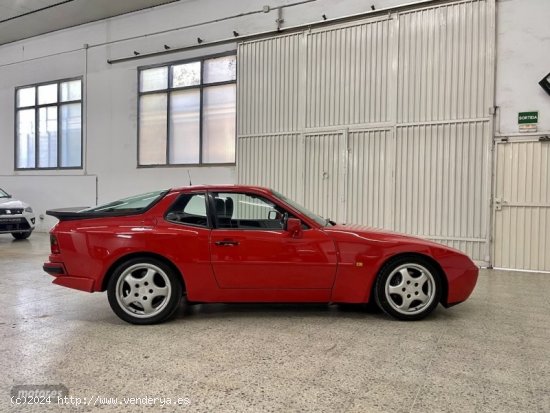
[272,190,332,227]
[82,190,167,213]
[0,188,8,198]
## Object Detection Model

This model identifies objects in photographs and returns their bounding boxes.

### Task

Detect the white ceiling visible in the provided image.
[0,0,61,20]
[0,0,180,46]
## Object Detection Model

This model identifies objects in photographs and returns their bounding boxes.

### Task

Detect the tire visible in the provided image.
[12,231,32,240]
[374,256,442,321]
[107,257,183,325]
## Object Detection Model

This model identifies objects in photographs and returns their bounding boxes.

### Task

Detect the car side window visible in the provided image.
[165,193,208,227]
[212,192,289,230]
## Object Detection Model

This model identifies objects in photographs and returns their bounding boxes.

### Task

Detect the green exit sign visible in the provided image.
[518,111,538,132]
[518,111,538,124]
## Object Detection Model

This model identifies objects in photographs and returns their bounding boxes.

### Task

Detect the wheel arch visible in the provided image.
[100,252,186,293]
[367,252,448,305]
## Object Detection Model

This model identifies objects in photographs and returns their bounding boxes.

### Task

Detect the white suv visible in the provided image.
[0,188,36,239]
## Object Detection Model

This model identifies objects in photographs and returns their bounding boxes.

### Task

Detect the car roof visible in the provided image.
[170,185,274,195]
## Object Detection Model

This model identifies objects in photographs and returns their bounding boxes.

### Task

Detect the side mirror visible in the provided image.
[7,194,11,198]
[285,218,302,238]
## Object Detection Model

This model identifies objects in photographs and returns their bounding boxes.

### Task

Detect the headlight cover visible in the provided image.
[25,206,33,213]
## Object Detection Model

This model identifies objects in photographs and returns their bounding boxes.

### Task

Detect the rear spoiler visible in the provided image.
[46,207,148,221]
[46,207,94,221]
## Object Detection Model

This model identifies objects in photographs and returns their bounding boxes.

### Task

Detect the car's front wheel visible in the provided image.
[12,231,32,240]
[374,256,442,321]
[107,257,183,324]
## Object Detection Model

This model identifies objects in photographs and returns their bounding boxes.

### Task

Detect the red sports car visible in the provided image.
[43,185,478,324]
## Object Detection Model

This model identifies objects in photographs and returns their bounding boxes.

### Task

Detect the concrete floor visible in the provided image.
[0,233,549,412]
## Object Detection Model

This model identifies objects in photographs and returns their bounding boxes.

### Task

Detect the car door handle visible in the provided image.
[214,240,240,246]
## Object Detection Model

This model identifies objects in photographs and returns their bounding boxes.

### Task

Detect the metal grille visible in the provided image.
[0,209,24,215]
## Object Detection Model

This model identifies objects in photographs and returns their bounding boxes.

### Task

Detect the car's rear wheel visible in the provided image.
[107,257,183,325]
[374,256,442,321]
[12,231,32,240]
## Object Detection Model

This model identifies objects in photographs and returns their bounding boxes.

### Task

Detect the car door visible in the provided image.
[208,191,338,290]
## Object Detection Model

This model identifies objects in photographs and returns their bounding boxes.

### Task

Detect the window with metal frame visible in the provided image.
[138,52,237,166]
[15,78,83,170]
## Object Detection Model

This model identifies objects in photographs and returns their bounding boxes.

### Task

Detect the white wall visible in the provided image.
[0,0,548,231]
[495,0,550,135]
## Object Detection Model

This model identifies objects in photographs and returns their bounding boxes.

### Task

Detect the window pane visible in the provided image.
[16,109,36,168]
[202,84,236,163]
[169,90,200,164]
[60,103,82,167]
[140,67,168,92]
[139,94,167,165]
[222,193,276,220]
[38,106,58,167]
[213,192,284,229]
[60,80,81,102]
[203,55,236,84]
[184,194,207,216]
[84,190,166,212]
[166,194,208,226]
[17,87,35,107]
[38,83,57,105]
[172,62,201,88]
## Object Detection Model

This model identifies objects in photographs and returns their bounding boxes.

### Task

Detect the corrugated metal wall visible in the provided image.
[493,140,550,272]
[237,0,495,263]
[237,33,302,136]
[397,0,492,123]
[347,129,393,228]
[306,18,392,128]
[303,132,347,222]
[237,133,303,202]
[394,121,490,260]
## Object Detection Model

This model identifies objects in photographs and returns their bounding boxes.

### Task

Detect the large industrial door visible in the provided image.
[493,139,550,272]
[237,0,496,264]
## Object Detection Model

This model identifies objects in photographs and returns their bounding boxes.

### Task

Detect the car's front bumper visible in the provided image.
[0,212,35,234]
[443,260,479,306]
